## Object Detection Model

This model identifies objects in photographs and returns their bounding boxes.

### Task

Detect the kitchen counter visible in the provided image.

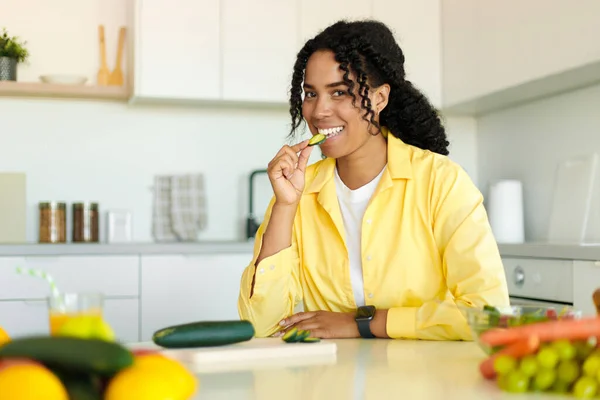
[499,242,600,261]
[0,241,255,256]
[162,339,572,400]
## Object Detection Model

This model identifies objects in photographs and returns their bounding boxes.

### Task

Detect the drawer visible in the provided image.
[502,257,573,303]
[0,256,139,300]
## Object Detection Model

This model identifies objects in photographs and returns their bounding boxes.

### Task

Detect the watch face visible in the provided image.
[357,305,376,319]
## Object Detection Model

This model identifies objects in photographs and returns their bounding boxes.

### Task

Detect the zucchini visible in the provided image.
[0,336,133,376]
[282,328,316,343]
[282,327,298,342]
[308,133,326,146]
[50,368,104,400]
[152,320,255,348]
[302,337,321,343]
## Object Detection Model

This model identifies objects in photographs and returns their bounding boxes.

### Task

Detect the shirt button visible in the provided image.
[368,293,374,299]
[269,265,275,271]
[259,268,265,274]
[366,255,372,261]
[366,219,372,225]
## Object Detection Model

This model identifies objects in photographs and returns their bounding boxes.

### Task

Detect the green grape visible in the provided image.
[533,368,556,391]
[582,354,600,377]
[551,379,571,394]
[496,374,509,391]
[493,355,516,375]
[575,340,595,361]
[552,339,577,361]
[505,370,529,393]
[557,359,580,384]
[519,355,538,377]
[537,346,559,369]
[573,376,598,398]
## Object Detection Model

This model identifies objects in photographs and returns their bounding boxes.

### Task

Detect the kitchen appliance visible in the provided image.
[503,257,573,308]
[246,169,268,240]
[487,179,524,243]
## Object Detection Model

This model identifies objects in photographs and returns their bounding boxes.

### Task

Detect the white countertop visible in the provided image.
[168,339,572,400]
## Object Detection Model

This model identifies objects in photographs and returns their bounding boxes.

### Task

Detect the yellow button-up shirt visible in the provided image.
[238,132,509,340]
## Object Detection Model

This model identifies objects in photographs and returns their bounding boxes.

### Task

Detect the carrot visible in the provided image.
[479,336,540,380]
[479,316,600,347]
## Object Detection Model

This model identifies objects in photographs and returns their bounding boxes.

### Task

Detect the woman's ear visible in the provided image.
[374,83,391,115]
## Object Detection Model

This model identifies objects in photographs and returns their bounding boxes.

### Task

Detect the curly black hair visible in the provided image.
[288,19,449,155]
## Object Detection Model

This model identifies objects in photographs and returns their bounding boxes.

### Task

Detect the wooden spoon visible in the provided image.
[593,288,600,316]
[109,26,126,86]
[97,25,110,86]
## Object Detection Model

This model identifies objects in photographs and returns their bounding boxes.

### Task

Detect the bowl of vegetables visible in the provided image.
[463,305,582,355]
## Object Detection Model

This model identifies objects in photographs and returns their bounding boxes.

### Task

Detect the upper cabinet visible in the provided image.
[221,0,297,104]
[298,0,372,46]
[441,0,600,115]
[133,0,220,100]
[131,0,443,107]
[373,0,442,110]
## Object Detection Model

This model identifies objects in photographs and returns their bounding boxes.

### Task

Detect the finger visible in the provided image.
[290,139,309,153]
[281,146,299,166]
[269,155,295,180]
[280,311,317,327]
[293,321,320,331]
[297,146,313,173]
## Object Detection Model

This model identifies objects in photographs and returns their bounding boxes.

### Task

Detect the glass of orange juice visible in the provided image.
[47,292,104,336]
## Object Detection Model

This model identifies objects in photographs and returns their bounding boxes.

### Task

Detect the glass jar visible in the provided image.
[72,202,99,243]
[39,202,66,243]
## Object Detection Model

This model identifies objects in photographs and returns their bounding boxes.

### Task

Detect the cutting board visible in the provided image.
[129,338,337,373]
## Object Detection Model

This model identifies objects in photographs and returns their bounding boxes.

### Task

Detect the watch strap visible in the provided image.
[357,318,376,338]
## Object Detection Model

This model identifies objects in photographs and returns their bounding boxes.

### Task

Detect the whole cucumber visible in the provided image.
[152,320,255,348]
[0,336,133,376]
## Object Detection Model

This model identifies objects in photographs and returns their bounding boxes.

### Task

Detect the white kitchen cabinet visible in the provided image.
[134,0,221,100]
[441,0,600,113]
[298,0,372,47]
[221,0,298,103]
[104,298,140,343]
[0,300,48,338]
[373,0,442,109]
[573,260,600,317]
[0,256,139,300]
[0,298,139,343]
[140,253,251,341]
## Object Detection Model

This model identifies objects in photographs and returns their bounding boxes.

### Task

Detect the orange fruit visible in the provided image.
[0,363,68,400]
[134,354,196,397]
[105,353,197,400]
[0,326,10,346]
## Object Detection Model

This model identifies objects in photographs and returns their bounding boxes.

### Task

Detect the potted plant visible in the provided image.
[0,28,29,81]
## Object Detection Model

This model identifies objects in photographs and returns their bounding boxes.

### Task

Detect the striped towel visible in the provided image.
[170,174,207,241]
[151,175,178,242]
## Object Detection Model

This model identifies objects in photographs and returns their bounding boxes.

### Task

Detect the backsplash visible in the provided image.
[477,83,600,242]
[0,98,476,243]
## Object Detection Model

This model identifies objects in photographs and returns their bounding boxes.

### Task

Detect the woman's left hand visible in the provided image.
[276,311,360,339]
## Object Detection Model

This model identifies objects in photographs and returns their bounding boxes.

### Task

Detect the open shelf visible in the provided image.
[0,81,130,101]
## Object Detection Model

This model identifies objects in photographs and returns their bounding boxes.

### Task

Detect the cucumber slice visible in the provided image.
[302,337,321,343]
[282,327,298,342]
[308,133,326,146]
[295,330,310,342]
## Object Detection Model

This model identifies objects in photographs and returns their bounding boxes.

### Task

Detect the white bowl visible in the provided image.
[39,75,88,85]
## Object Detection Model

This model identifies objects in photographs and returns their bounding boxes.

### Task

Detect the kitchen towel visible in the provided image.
[487,179,525,244]
[151,175,178,242]
[170,174,207,241]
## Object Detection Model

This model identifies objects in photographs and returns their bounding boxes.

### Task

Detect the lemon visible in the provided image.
[0,363,68,400]
[58,315,115,341]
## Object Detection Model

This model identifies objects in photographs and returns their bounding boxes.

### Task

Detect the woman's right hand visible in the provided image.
[267,140,313,207]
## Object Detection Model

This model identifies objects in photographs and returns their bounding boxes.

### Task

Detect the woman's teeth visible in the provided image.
[317,126,344,138]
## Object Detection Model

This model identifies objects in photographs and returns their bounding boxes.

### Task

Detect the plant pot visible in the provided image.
[0,57,17,81]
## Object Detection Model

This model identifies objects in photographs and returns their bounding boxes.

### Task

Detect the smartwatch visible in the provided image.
[355,305,376,338]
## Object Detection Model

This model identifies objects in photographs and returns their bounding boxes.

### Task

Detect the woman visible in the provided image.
[238,19,509,341]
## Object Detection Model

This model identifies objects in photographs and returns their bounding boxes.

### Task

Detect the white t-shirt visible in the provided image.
[333,165,386,307]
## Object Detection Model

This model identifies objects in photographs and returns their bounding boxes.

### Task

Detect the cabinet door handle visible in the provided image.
[22,300,46,306]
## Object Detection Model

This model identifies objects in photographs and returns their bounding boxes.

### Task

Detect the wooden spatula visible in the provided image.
[593,288,600,315]
[97,25,110,86]
[109,26,126,86]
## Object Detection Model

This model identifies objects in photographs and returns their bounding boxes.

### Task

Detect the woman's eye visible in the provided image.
[333,90,346,97]
[305,91,316,98]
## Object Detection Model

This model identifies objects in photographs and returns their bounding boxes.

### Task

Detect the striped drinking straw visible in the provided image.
[15,266,64,310]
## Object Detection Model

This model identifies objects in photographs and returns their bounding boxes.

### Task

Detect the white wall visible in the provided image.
[476,83,600,242]
[0,97,476,243]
